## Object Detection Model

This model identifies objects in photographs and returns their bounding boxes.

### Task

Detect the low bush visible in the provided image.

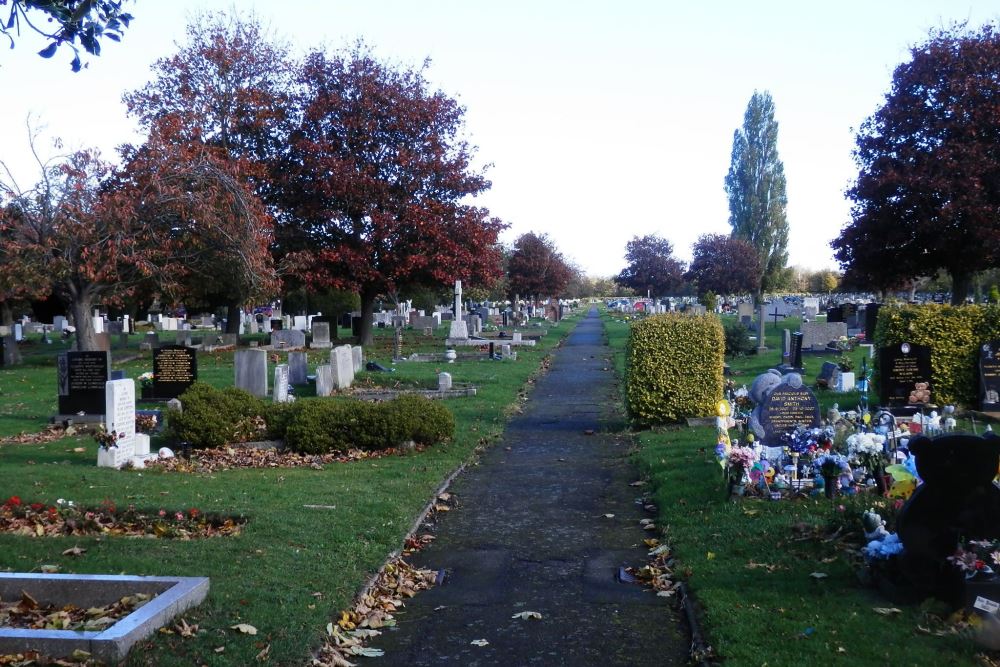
[166,383,266,449]
[283,395,455,454]
[723,321,752,357]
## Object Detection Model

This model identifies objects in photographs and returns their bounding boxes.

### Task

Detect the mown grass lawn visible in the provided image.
[0,315,579,665]
[604,311,985,666]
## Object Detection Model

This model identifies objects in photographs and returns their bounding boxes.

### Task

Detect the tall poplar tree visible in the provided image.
[724,91,789,301]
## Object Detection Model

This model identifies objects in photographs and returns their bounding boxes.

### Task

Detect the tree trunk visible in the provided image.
[70,291,97,351]
[0,301,12,326]
[358,286,378,346]
[951,270,972,306]
[225,301,242,334]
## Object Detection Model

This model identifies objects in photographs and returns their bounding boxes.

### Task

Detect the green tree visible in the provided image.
[724,90,789,301]
[2,0,133,71]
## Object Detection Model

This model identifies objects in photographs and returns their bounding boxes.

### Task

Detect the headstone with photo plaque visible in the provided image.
[879,342,933,408]
[980,341,1000,413]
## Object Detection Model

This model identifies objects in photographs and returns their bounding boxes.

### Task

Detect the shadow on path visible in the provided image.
[376,308,689,666]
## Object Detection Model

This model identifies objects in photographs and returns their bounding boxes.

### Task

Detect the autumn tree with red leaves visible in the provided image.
[832,24,1000,304]
[123,12,289,330]
[506,232,573,304]
[278,43,505,345]
[616,234,686,298]
[687,234,761,296]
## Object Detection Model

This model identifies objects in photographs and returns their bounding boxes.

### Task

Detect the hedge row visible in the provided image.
[166,383,454,452]
[873,304,1000,406]
[626,313,724,425]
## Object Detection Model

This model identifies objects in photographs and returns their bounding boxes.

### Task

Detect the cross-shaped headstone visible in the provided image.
[770,306,783,327]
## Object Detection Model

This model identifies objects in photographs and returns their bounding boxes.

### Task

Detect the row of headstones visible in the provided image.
[234,344,364,400]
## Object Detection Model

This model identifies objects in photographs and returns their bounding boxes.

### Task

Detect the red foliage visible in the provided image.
[277,43,506,344]
[833,24,1000,303]
[616,234,686,297]
[687,234,761,296]
[506,232,573,300]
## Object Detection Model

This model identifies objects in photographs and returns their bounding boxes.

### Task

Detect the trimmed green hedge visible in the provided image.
[874,304,1000,406]
[626,313,724,424]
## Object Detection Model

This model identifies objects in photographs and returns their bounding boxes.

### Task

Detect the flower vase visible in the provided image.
[824,476,838,499]
[727,477,746,499]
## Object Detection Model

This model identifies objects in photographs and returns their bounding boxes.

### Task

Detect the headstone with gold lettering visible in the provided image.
[879,342,933,407]
[759,383,820,446]
[152,345,198,400]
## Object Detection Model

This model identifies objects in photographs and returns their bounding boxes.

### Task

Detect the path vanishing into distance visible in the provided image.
[377,309,688,666]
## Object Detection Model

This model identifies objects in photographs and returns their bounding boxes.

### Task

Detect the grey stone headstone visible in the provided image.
[311,321,332,349]
[140,332,159,351]
[412,315,436,329]
[449,319,469,340]
[782,329,791,358]
[315,364,334,397]
[53,316,67,331]
[175,330,192,347]
[288,351,308,385]
[801,322,848,351]
[351,345,363,373]
[817,361,842,388]
[273,364,290,403]
[167,397,183,413]
[235,349,268,398]
[271,329,306,349]
[331,345,354,389]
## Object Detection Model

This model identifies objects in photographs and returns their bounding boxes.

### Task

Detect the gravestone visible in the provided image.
[351,346,363,373]
[293,315,308,331]
[412,315,437,330]
[878,342,933,407]
[105,321,122,335]
[0,335,19,366]
[53,316,67,332]
[803,297,819,318]
[980,341,1000,413]
[288,351,308,385]
[801,321,848,351]
[140,332,159,351]
[234,349,268,398]
[152,346,197,400]
[737,302,754,327]
[756,304,767,352]
[843,303,860,329]
[453,280,463,321]
[97,378,136,468]
[271,329,306,349]
[57,351,110,416]
[270,318,283,331]
[94,332,111,352]
[315,364,334,397]
[175,330,192,347]
[782,329,791,359]
[759,384,821,446]
[311,321,332,349]
[817,361,841,388]
[864,303,881,337]
[777,332,804,374]
[438,372,452,392]
[448,319,469,340]
[14,323,23,341]
[331,345,354,389]
[826,305,844,323]
[273,364,290,403]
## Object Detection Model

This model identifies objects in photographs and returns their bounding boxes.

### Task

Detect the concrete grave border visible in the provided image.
[0,573,209,663]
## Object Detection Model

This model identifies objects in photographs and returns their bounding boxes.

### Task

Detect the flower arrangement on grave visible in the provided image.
[948,539,1000,577]
[135,413,158,434]
[785,426,833,455]
[814,453,850,478]
[92,424,124,450]
[727,445,756,482]
[138,371,154,388]
[836,354,854,372]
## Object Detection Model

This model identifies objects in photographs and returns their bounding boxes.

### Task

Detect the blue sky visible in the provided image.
[1,1,997,277]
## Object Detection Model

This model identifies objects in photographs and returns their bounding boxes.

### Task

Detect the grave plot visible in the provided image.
[0,573,208,664]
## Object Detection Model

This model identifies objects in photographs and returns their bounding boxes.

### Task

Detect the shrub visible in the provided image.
[723,321,753,357]
[699,290,718,312]
[874,304,1000,406]
[626,313,724,425]
[166,383,266,449]
[283,395,455,454]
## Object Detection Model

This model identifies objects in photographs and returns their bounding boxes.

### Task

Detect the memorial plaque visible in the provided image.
[879,342,933,407]
[152,345,197,399]
[57,351,111,415]
[760,385,820,445]
[980,341,1000,412]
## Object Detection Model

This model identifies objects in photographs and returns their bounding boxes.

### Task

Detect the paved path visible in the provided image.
[377,309,688,666]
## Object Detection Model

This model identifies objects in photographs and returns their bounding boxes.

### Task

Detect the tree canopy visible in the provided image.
[686,234,761,296]
[725,91,789,299]
[832,24,1000,305]
[278,43,505,344]
[2,0,133,70]
[506,232,572,301]
[616,234,685,297]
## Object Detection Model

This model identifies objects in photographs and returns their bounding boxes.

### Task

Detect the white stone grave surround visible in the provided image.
[97,379,136,469]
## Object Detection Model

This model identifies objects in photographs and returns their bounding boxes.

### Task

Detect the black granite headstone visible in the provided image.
[864,303,881,337]
[760,384,820,445]
[351,316,362,338]
[340,313,353,330]
[57,351,110,415]
[879,342,933,407]
[826,305,844,323]
[980,341,1000,412]
[270,318,283,331]
[153,345,198,399]
[790,332,803,369]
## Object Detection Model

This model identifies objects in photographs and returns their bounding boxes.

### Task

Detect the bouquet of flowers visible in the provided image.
[727,446,756,480]
[786,426,834,454]
[948,539,1000,575]
[813,453,850,479]
[92,424,123,450]
[846,432,886,471]
[138,372,154,388]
